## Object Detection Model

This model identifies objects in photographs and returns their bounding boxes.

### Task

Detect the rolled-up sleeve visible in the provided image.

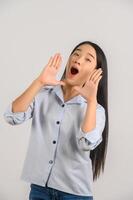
[76,105,106,151]
[3,99,35,125]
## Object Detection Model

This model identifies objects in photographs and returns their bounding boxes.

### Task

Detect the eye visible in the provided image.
[73,52,79,56]
[86,58,91,62]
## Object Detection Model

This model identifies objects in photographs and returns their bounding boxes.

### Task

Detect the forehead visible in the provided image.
[75,44,96,60]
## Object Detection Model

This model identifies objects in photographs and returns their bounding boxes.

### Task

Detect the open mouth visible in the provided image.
[70,66,79,75]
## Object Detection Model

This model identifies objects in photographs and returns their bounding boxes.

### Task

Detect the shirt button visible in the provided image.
[53,140,56,144]
[56,121,60,124]
[49,160,53,164]
[62,104,65,107]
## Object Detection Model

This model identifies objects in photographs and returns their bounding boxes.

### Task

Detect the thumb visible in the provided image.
[58,81,66,86]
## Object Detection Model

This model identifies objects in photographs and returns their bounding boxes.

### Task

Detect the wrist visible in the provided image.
[87,99,97,105]
[34,78,46,88]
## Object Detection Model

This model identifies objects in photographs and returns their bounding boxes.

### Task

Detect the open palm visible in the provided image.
[38,53,65,86]
[73,68,103,102]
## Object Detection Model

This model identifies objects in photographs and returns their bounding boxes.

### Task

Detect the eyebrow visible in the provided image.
[75,48,95,60]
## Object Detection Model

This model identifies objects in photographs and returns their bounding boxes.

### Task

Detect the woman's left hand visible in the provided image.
[73,68,103,103]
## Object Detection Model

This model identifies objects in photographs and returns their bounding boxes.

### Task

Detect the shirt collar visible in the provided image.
[51,85,87,105]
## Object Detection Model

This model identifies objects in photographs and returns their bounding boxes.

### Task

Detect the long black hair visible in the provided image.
[61,41,109,181]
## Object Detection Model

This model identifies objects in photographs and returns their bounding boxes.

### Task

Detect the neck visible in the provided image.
[61,80,79,102]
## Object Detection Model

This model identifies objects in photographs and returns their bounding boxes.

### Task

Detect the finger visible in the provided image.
[55,55,62,69]
[40,57,53,73]
[59,81,66,86]
[54,54,61,69]
[49,54,58,67]
[46,56,53,67]
[92,70,103,83]
[53,53,61,68]
[95,75,102,86]
[51,53,61,68]
[53,80,65,86]
[91,68,102,81]
[88,69,98,80]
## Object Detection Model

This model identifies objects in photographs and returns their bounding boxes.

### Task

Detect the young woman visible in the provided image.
[4,41,108,200]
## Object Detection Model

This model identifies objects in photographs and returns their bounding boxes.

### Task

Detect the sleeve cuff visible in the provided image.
[3,101,34,125]
[76,127,103,151]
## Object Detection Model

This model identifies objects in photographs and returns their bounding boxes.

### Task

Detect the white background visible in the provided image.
[0,0,133,199]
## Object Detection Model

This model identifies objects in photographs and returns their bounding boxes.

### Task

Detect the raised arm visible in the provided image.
[4,53,65,125]
[12,53,65,113]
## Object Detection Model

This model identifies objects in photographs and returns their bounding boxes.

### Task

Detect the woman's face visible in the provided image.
[64,44,97,86]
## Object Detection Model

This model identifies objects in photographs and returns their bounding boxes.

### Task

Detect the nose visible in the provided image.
[74,57,82,65]
[75,60,80,65]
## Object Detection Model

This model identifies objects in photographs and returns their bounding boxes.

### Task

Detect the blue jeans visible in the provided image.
[29,183,93,200]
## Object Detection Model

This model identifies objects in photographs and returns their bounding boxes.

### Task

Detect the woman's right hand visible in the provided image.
[37,53,66,86]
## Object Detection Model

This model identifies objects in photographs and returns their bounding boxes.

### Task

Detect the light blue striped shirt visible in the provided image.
[3,84,106,196]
